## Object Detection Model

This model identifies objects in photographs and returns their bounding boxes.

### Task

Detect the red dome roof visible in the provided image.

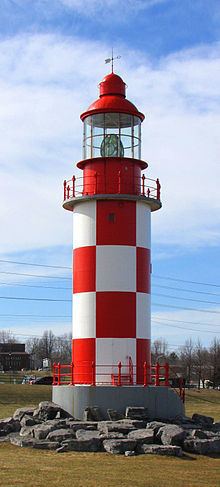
[80,72,145,122]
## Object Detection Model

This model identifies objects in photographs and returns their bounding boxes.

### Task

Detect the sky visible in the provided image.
[0,0,220,351]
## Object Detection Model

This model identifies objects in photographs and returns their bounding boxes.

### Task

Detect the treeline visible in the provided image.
[152,337,220,388]
[1,330,220,387]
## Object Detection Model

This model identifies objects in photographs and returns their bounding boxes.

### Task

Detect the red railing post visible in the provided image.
[118,361,122,386]
[94,172,97,194]
[155,362,160,386]
[165,362,169,386]
[72,176,76,197]
[70,362,74,386]
[118,170,121,194]
[142,174,145,196]
[156,178,161,200]
[143,361,148,387]
[92,361,96,386]
[147,188,150,197]
[63,180,67,200]
[67,185,70,199]
[57,362,61,386]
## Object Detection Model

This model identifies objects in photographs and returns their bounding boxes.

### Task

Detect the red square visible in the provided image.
[72,338,95,384]
[97,201,136,246]
[73,246,96,293]
[136,338,151,384]
[96,292,136,338]
[136,247,150,293]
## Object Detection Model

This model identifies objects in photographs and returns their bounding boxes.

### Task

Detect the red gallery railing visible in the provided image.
[53,361,170,387]
[63,174,161,201]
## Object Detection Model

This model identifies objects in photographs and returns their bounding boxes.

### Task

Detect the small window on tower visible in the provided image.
[108,213,116,223]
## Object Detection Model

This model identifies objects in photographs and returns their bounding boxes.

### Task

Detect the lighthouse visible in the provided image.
[53,68,184,420]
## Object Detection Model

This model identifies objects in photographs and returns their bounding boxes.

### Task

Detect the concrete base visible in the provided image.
[52,385,184,420]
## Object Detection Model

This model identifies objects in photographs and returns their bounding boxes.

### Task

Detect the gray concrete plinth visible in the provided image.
[52,385,184,420]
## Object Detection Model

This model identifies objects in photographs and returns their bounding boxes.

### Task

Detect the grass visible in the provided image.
[0,385,220,487]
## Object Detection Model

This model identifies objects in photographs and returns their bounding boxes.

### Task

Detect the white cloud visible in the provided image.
[0,34,219,255]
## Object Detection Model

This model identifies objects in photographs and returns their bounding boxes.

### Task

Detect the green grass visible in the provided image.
[0,386,220,487]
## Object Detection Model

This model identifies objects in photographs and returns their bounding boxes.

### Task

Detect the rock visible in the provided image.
[138,444,183,457]
[0,417,20,434]
[125,450,136,457]
[192,414,214,428]
[13,407,35,421]
[10,436,36,448]
[212,422,220,433]
[125,407,148,421]
[189,429,217,440]
[32,423,59,440]
[128,429,154,444]
[107,409,124,421]
[20,415,39,427]
[19,426,34,437]
[119,419,147,429]
[183,438,220,455]
[98,421,135,435]
[75,429,101,440]
[46,429,76,442]
[156,425,187,446]
[66,421,97,432]
[33,401,71,421]
[146,421,167,434]
[56,444,69,453]
[83,407,103,422]
[32,441,60,450]
[100,432,125,440]
[103,439,137,455]
[61,438,101,452]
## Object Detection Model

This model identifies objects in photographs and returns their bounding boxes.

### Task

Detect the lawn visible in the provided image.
[0,385,219,487]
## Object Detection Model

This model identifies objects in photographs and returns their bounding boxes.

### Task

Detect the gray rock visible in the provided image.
[103,439,137,455]
[157,424,187,446]
[183,438,220,455]
[107,409,124,421]
[119,419,147,429]
[212,422,220,433]
[100,432,125,440]
[189,429,217,440]
[32,423,59,440]
[0,417,20,434]
[75,429,101,440]
[13,407,35,421]
[66,421,97,432]
[10,436,36,448]
[19,426,34,437]
[146,421,167,434]
[125,407,148,421]
[83,407,103,422]
[33,401,71,421]
[192,414,214,428]
[32,441,60,450]
[125,450,136,457]
[46,428,76,442]
[138,444,183,457]
[56,444,69,453]
[128,429,154,444]
[62,438,101,452]
[98,421,135,435]
[20,415,39,427]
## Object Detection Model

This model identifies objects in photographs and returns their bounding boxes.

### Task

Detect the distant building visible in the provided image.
[0,343,30,371]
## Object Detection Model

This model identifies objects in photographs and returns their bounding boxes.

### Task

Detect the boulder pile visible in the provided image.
[0,402,220,457]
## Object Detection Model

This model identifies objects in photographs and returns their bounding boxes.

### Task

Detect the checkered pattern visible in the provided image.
[72,199,151,384]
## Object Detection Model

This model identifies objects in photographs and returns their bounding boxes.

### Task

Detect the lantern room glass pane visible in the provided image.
[83,113,141,159]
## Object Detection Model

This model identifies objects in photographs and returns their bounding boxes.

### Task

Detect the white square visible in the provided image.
[136,292,151,339]
[72,292,96,338]
[96,245,136,292]
[136,202,151,248]
[96,338,136,384]
[73,201,96,249]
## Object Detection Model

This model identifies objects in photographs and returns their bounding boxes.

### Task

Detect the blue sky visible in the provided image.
[0,0,220,350]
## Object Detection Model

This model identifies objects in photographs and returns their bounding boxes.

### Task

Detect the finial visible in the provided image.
[105,48,121,73]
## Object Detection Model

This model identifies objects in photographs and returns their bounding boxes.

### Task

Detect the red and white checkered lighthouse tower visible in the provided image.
[63,69,161,388]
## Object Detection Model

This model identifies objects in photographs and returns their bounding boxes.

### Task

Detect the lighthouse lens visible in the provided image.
[100,134,124,157]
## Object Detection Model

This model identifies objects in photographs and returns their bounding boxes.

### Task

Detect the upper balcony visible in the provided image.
[62,172,161,212]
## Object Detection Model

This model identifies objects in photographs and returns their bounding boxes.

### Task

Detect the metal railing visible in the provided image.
[53,361,169,387]
[63,174,161,201]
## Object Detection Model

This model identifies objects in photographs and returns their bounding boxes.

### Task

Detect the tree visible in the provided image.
[180,338,195,384]
[151,338,169,363]
[0,330,17,343]
[209,338,220,387]
[194,339,208,388]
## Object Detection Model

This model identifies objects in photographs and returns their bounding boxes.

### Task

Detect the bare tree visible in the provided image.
[151,338,169,363]
[194,339,209,388]
[0,330,17,343]
[209,338,220,388]
[180,338,195,384]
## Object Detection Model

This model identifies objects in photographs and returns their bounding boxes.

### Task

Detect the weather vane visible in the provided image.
[105,48,121,73]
